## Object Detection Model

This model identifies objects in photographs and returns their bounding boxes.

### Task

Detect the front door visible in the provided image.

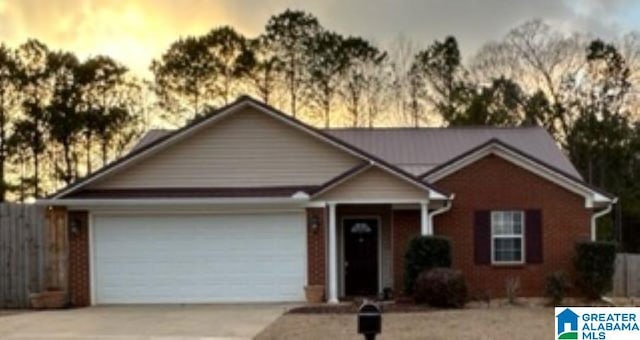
[344,218,379,296]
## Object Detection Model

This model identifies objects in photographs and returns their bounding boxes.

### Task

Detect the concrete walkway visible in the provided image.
[0,304,293,340]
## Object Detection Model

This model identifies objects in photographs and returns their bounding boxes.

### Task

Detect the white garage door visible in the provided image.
[92,212,306,304]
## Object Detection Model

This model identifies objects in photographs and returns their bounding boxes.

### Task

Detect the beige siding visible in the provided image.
[92,107,360,188]
[316,167,428,201]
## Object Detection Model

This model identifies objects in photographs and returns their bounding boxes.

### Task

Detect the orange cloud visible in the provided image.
[0,0,271,76]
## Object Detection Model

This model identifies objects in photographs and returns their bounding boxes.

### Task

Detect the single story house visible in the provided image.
[41,95,615,306]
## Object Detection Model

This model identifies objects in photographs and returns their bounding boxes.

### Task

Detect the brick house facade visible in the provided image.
[50,96,612,306]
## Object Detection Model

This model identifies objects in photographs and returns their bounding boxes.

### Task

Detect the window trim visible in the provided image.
[490,210,526,265]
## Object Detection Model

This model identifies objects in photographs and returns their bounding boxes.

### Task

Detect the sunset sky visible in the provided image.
[1,0,639,76]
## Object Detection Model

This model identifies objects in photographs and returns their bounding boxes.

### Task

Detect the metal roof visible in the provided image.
[132,125,581,179]
[326,127,582,178]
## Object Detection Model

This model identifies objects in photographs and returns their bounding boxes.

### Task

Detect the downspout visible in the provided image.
[591,198,618,242]
[428,194,455,234]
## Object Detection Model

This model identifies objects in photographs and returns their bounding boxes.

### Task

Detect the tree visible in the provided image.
[566,40,632,186]
[15,39,51,198]
[472,20,587,139]
[340,37,387,127]
[79,56,132,168]
[203,26,252,105]
[244,35,280,104]
[151,36,218,124]
[0,44,19,201]
[305,31,348,127]
[387,35,420,126]
[454,77,523,126]
[265,9,322,117]
[411,36,470,124]
[46,51,82,185]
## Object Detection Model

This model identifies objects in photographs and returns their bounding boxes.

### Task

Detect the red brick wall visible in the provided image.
[392,210,420,294]
[306,208,326,286]
[432,154,591,297]
[68,211,90,307]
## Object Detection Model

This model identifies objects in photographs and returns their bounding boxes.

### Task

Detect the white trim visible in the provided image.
[327,203,338,303]
[490,211,526,265]
[88,212,96,306]
[428,195,454,232]
[340,216,383,297]
[321,199,445,205]
[49,97,446,201]
[39,196,310,207]
[591,199,617,241]
[423,143,613,208]
[420,202,430,235]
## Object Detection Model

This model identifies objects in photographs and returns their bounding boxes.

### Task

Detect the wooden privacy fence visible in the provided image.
[0,203,46,308]
[613,253,640,297]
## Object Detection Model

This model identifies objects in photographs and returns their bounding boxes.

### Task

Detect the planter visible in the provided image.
[304,285,325,303]
[30,290,66,309]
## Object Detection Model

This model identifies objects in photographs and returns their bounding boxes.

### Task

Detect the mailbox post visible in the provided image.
[357,301,381,340]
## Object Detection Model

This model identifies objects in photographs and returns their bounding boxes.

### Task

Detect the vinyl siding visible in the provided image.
[91,107,361,189]
[315,167,429,201]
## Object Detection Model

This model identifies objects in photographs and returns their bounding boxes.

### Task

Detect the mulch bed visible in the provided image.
[287,296,640,314]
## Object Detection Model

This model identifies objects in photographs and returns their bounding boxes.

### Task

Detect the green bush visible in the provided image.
[545,271,570,305]
[414,268,467,308]
[573,241,617,299]
[404,236,452,294]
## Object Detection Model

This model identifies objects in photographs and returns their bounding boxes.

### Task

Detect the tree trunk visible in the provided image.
[63,141,73,185]
[85,133,92,175]
[0,105,5,202]
[101,139,108,166]
[33,148,39,198]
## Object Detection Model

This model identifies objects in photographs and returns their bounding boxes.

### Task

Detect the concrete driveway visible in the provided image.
[0,304,293,340]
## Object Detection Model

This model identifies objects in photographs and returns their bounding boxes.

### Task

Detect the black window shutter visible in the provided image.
[474,210,491,264]
[525,210,543,264]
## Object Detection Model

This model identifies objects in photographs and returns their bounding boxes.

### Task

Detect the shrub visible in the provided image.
[404,236,452,294]
[414,268,467,308]
[505,277,521,304]
[573,241,617,299]
[545,271,570,305]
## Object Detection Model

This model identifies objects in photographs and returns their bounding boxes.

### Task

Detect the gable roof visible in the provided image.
[326,127,581,178]
[138,125,581,179]
[422,138,615,207]
[48,96,446,200]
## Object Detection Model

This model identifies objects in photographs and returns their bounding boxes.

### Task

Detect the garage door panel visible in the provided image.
[93,213,306,304]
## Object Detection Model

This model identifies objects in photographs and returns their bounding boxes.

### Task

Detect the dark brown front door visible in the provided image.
[344,218,378,296]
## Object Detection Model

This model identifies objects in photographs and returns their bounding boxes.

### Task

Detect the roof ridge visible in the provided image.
[324,126,545,131]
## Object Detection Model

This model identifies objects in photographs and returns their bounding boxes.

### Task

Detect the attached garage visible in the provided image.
[91,212,306,304]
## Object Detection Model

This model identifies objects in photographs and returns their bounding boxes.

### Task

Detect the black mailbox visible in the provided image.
[357,301,381,339]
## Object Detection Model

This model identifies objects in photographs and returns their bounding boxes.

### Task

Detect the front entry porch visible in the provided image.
[317,201,451,303]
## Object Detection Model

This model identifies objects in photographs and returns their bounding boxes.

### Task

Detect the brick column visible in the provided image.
[306,207,326,286]
[68,211,90,307]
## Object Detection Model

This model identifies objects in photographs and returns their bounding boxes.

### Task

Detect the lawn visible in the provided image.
[256,305,554,340]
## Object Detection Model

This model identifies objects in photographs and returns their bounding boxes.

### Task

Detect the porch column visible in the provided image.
[420,201,431,236]
[327,203,339,303]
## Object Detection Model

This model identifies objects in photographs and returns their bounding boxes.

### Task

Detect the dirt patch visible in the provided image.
[257,306,553,340]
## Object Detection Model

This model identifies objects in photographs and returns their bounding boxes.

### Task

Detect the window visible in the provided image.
[491,211,524,264]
